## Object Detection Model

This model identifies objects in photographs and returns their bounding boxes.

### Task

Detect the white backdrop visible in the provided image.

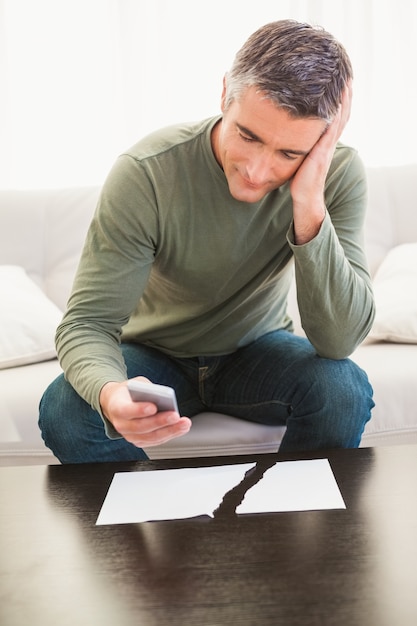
[1,0,417,188]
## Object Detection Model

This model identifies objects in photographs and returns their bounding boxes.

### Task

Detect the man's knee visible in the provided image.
[301,355,372,400]
[39,373,148,464]
[39,373,98,460]
[289,355,374,438]
[39,373,84,430]
[39,373,65,432]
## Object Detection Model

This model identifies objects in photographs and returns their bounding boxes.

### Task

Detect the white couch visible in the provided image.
[1,165,417,466]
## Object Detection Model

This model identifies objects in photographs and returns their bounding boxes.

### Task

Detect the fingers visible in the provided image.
[289,80,354,243]
[115,407,192,447]
[304,80,352,170]
[100,380,192,448]
[123,415,192,448]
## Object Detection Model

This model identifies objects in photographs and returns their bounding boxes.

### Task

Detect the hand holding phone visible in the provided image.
[127,380,179,413]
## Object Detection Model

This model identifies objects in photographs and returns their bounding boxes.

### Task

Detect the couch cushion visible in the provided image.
[365,165,417,276]
[43,187,100,309]
[351,342,417,446]
[0,187,100,310]
[368,243,417,343]
[0,359,62,466]
[0,266,63,369]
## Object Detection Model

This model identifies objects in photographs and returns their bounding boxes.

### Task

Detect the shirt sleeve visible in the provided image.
[55,154,157,426]
[287,146,375,359]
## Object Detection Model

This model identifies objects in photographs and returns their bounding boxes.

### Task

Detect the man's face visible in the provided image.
[211,83,327,203]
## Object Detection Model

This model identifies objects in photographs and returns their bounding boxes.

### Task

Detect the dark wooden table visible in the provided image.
[1,446,417,626]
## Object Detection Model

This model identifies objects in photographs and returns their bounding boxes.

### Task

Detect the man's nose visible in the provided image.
[246,154,274,185]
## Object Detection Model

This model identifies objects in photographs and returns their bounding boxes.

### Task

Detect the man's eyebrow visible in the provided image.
[236,123,309,156]
[236,123,262,142]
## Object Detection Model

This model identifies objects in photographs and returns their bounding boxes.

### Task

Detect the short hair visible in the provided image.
[224,19,353,122]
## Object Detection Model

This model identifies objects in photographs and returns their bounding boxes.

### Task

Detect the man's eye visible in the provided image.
[238,131,255,143]
[281,151,298,160]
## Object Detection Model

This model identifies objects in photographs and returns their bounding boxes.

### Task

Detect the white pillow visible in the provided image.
[0,265,63,368]
[368,243,417,343]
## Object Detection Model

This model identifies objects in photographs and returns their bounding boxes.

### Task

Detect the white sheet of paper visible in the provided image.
[236,458,346,514]
[96,463,254,525]
[96,458,345,525]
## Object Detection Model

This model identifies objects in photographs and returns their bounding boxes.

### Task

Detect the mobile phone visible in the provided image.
[127,380,179,413]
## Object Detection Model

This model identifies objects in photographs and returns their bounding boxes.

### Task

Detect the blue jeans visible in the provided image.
[38,330,374,463]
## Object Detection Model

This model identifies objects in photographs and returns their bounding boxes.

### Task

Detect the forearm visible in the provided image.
[56,318,128,413]
[292,198,326,245]
[289,215,375,359]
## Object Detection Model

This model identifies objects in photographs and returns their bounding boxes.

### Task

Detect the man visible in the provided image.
[39,19,375,463]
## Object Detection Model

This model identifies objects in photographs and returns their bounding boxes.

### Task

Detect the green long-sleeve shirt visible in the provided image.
[56,116,375,416]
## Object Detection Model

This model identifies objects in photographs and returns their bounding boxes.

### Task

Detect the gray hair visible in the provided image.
[225,20,353,122]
